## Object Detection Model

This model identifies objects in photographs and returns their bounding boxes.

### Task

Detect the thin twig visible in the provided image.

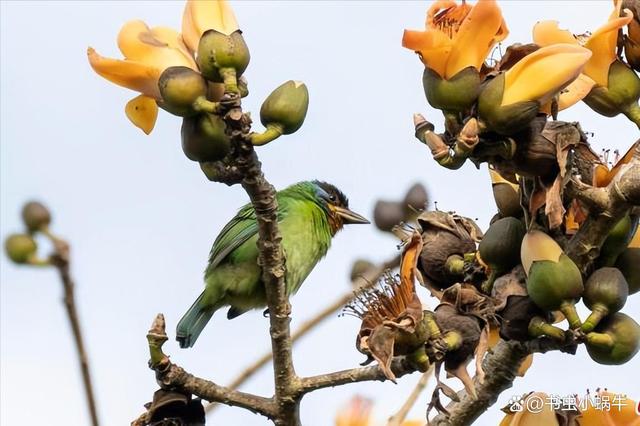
[205,254,401,414]
[387,367,433,426]
[49,236,99,426]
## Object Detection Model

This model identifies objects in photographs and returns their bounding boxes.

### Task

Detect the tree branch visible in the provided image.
[47,233,100,426]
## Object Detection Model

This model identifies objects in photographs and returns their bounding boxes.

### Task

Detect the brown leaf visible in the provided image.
[368,326,397,382]
[474,326,490,384]
[496,43,540,72]
[529,179,547,215]
[545,174,565,230]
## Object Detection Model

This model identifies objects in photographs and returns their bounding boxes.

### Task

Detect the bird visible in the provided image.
[176,180,369,348]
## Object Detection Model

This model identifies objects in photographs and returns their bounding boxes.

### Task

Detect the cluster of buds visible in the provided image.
[4,201,56,267]
[88,0,309,164]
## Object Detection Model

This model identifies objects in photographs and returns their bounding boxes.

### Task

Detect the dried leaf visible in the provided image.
[496,43,540,72]
[545,174,565,230]
[491,266,527,310]
[368,326,397,382]
[448,362,477,399]
[529,180,547,215]
[474,326,490,384]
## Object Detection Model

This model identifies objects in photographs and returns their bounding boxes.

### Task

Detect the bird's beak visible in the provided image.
[335,206,370,225]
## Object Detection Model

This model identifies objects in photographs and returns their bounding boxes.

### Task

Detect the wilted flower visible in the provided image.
[346,232,426,381]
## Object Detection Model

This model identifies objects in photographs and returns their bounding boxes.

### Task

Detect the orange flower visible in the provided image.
[533,0,633,111]
[578,391,640,426]
[402,0,508,79]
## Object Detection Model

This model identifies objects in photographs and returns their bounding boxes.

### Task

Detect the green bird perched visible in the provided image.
[176,180,369,348]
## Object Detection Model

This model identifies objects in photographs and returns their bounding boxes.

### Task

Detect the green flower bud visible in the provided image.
[181,114,231,162]
[597,213,639,267]
[615,248,640,295]
[477,73,540,135]
[422,66,480,113]
[21,201,51,233]
[158,66,208,117]
[260,80,309,135]
[5,233,37,264]
[581,267,629,333]
[197,30,250,92]
[583,61,640,120]
[586,312,640,365]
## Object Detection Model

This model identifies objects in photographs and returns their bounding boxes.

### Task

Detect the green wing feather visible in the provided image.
[206,200,287,273]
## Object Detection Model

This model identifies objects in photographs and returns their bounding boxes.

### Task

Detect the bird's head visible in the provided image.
[312,181,370,234]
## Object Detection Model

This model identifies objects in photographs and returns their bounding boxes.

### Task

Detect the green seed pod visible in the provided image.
[477,73,540,135]
[583,61,640,118]
[4,234,37,264]
[581,268,629,333]
[260,81,309,135]
[615,247,640,295]
[585,312,640,365]
[422,66,480,113]
[492,183,521,218]
[521,231,584,328]
[158,66,208,117]
[21,201,51,233]
[197,30,250,87]
[598,214,639,267]
[181,114,230,162]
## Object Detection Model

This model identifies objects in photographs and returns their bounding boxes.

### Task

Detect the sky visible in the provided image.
[1,1,639,425]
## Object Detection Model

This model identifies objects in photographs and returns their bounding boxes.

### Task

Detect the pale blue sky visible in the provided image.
[1,1,639,425]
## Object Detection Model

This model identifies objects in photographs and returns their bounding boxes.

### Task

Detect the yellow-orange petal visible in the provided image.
[117,21,196,74]
[556,73,596,110]
[87,47,160,98]
[500,393,560,426]
[125,95,158,134]
[426,0,464,28]
[402,29,452,77]
[584,5,633,86]
[521,230,563,276]
[502,44,591,106]
[532,20,579,47]
[597,140,640,186]
[630,227,640,248]
[181,0,239,52]
[446,0,508,78]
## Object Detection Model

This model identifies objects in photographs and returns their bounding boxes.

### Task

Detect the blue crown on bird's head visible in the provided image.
[313,180,350,208]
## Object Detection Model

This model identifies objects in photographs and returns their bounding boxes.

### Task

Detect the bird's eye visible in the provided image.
[328,194,336,202]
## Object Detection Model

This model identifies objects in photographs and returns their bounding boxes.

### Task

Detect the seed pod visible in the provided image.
[585,312,640,365]
[479,217,525,292]
[422,66,480,113]
[4,234,37,264]
[373,201,404,232]
[528,315,566,341]
[197,30,250,89]
[260,81,309,135]
[521,230,584,328]
[158,66,208,117]
[581,268,629,333]
[181,114,230,162]
[597,214,639,267]
[615,248,640,294]
[489,169,521,218]
[21,201,51,233]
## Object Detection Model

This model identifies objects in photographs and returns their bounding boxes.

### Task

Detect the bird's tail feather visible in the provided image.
[176,291,217,348]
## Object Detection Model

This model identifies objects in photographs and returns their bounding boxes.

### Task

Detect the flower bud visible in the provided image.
[158,66,208,117]
[260,81,309,135]
[197,30,250,91]
[615,248,640,294]
[581,267,629,333]
[4,234,37,264]
[373,200,404,232]
[403,183,428,216]
[583,60,640,118]
[478,73,540,135]
[586,312,640,365]
[21,201,51,233]
[181,113,230,162]
[521,230,584,328]
[422,66,480,113]
[597,213,638,267]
